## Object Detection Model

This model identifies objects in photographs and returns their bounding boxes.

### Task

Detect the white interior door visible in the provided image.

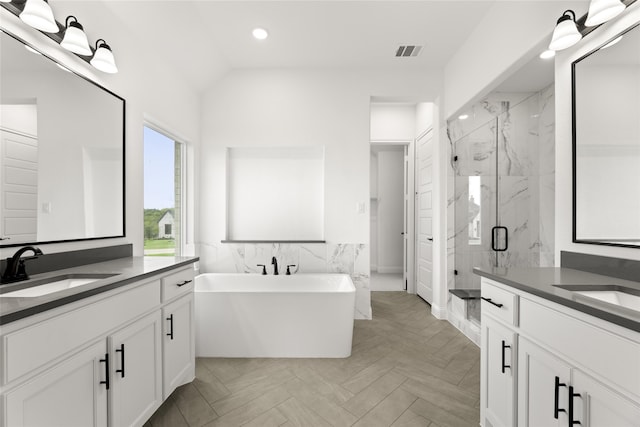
[403,145,409,291]
[1,129,38,243]
[416,129,433,303]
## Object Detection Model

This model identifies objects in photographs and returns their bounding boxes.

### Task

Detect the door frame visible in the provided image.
[370,140,415,293]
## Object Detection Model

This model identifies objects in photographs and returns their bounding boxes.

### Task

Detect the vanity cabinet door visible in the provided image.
[108,311,162,427]
[518,337,572,427]
[3,340,108,427]
[162,293,195,399]
[572,369,640,427]
[481,315,517,427]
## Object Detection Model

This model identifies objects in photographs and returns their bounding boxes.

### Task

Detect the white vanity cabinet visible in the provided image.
[0,262,196,427]
[572,369,640,426]
[162,294,194,399]
[108,312,163,427]
[517,337,572,427]
[480,281,518,427]
[480,277,640,427]
[161,267,195,400]
[3,340,108,427]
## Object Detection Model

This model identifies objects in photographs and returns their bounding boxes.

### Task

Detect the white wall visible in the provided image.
[199,68,439,255]
[0,105,37,137]
[555,2,640,261]
[443,1,587,119]
[0,3,200,258]
[370,104,416,142]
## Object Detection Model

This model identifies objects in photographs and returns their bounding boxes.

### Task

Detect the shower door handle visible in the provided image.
[491,226,508,252]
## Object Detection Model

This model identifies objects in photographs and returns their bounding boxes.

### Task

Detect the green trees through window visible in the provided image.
[143,126,182,256]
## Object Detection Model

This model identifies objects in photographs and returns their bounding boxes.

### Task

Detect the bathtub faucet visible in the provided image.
[271,257,279,275]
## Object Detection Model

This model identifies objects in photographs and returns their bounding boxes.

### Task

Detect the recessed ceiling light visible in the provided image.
[539,49,556,59]
[252,28,269,40]
[458,114,469,120]
[601,35,623,49]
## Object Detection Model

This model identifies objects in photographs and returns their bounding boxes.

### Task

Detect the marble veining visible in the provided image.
[197,241,371,319]
[446,85,556,322]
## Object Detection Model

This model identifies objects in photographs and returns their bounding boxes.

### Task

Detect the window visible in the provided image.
[468,176,481,245]
[143,125,184,256]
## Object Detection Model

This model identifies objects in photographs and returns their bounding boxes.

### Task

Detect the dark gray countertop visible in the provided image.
[0,256,198,325]
[474,267,640,333]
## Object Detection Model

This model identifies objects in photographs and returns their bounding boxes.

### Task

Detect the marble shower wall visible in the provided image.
[197,242,371,319]
[447,86,556,295]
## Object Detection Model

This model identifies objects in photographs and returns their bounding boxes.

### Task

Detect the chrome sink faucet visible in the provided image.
[1,246,43,284]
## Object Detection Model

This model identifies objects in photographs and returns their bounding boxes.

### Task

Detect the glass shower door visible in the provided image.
[452,116,499,291]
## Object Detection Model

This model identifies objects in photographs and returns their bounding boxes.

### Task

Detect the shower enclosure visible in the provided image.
[448,87,555,324]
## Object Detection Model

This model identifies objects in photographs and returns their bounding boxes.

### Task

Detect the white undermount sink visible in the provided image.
[573,290,640,312]
[553,284,640,313]
[0,274,117,298]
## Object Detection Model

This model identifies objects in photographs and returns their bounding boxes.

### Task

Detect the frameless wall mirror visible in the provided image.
[572,22,640,248]
[0,30,125,247]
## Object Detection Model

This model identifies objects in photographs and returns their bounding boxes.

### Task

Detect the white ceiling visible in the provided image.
[96,1,498,92]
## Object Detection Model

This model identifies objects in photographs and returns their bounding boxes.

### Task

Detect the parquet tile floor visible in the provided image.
[146,291,480,427]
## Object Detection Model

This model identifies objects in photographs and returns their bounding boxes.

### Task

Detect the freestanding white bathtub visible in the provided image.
[195,273,356,358]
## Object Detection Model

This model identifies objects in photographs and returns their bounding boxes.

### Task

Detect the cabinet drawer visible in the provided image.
[162,267,194,302]
[481,279,518,326]
[2,280,160,386]
[520,297,640,400]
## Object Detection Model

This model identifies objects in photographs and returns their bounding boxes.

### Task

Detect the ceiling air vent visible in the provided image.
[395,45,423,57]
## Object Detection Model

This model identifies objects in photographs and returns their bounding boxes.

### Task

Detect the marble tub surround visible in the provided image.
[197,242,371,319]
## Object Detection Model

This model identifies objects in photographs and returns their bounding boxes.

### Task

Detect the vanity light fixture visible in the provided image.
[458,114,469,120]
[539,49,556,59]
[549,10,582,51]
[60,16,92,56]
[1,1,118,73]
[585,0,626,27]
[90,39,118,73]
[252,27,269,40]
[19,0,58,33]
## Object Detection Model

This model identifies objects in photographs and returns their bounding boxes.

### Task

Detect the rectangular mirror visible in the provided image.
[572,23,640,248]
[0,30,125,247]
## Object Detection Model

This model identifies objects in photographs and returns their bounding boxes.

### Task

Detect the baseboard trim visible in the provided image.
[431,304,447,320]
[377,266,403,274]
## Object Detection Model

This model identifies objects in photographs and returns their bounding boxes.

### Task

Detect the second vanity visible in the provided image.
[475,265,640,427]
[0,254,198,427]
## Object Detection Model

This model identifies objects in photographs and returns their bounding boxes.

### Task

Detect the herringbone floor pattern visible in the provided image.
[147,292,480,427]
